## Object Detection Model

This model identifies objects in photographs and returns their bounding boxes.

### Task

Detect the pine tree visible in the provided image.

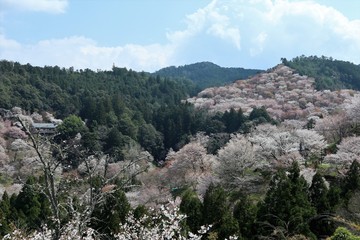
[180,189,203,233]
[343,160,360,195]
[14,177,42,229]
[233,194,257,239]
[257,161,316,238]
[203,184,228,226]
[309,172,330,213]
[202,184,239,239]
[218,211,239,240]
[0,192,11,237]
[91,188,130,235]
[327,184,341,211]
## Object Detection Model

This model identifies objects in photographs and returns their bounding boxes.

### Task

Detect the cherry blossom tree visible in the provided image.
[324,136,360,167]
[315,114,349,143]
[249,124,326,168]
[294,129,326,161]
[249,124,300,168]
[216,134,258,189]
[4,201,212,240]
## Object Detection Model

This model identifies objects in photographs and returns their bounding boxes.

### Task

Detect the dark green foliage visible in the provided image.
[308,176,339,240]
[309,173,330,213]
[342,160,360,201]
[152,103,197,150]
[233,194,257,239]
[0,192,11,237]
[57,115,88,140]
[211,107,275,135]
[282,55,360,91]
[217,211,239,240]
[90,188,130,235]
[154,61,263,89]
[10,177,51,231]
[203,184,228,226]
[344,160,360,192]
[329,227,360,240]
[104,128,131,161]
[180,189,203,233]
[0,60,199,161]
[202,184,239,239]
[327,184,341,211]
[133,205,148,220]
[222,108,246,133]
[81,131,102,153]
[257,161,316,238]
[206,133,230,154]
[306,118,316,129]
[249,106,272,124]
[137,123,164,160]
[117,113,138,140]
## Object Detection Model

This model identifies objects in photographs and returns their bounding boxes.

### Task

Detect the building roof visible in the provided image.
[32,123,57,129]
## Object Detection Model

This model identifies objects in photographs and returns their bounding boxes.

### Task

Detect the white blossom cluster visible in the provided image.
[3,201,211,240]
[116,201,210,240]
[3,221,95,240]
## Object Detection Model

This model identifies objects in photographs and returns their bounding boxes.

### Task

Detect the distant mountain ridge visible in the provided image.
[153,61,263,89]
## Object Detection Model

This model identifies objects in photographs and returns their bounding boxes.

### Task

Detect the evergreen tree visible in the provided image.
[203,184,228,226]
[327,184,341,211]
[0,192,11,237]
[14,177,50,229]
[221,108,247,133]
[249,106,272,124]
[309,172,330,213]
[180,189,203,233]
[217,211,239,240]
[137,123,164,160]
[104,128,131,161]
[257,161,316,238]
[202,184,239,239]
[233,194,257,239]
[91,188,130,235]
[343,160,360,195]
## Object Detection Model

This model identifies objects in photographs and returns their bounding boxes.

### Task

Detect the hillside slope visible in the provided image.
[187,64,355,120]
[0,60,197,118]
[282,55,360,90]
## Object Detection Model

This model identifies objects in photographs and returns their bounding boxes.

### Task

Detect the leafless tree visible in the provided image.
[16,116,150,239]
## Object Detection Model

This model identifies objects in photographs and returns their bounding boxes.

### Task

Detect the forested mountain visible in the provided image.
[0,60,197,118]
[1,58,360,239]
[0,61,203,160]
[153,61,262,89]
[0,60,271,161]
[282,55,360,90]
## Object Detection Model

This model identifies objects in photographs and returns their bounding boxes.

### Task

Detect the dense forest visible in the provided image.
[154,61,262,89]
[1,58,360,239]
[0,60,272,162]
[282,55,360,91]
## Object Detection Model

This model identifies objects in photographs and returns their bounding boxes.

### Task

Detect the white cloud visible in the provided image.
[165,0,360,68]
[0,0,68,14]
[1,0,360,72]
[0,35,175,71]
[167,0,241,49]
[218,0,360,67]
[0,34,20,49]
[262,0,360,43]
[250,32,267,56]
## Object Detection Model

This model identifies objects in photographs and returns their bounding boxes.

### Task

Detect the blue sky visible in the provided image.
[0,0,360,72]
